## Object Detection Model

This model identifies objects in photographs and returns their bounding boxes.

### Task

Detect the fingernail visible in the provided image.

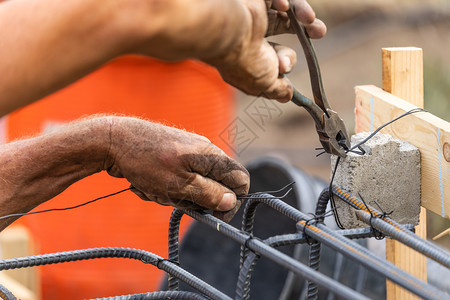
[218,193,236,211]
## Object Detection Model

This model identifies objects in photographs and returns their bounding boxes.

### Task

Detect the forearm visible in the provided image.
[0,117,110,230]
[0,0,248,116]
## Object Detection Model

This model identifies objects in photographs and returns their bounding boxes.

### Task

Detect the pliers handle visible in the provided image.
[287,8,350,157]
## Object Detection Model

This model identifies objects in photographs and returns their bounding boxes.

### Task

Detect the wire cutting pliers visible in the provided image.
[286,8,350,158]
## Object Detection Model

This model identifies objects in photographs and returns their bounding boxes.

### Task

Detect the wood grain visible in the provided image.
[354,83,450,299]
[0,225,39,298]
[382,48,426,300]
[356,47,430,300]
[355,85,449,216]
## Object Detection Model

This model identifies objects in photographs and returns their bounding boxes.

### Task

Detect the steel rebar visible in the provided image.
[355,210,450,268]
[236,194,448,300]
[93,291,209,300]
[183,209,369,300]
[334,186,450,268]
[0,248,230,300]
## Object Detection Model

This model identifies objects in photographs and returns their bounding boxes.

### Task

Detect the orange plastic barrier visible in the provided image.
[7,56,234,299]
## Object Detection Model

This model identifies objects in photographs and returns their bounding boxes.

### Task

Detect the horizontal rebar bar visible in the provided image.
[235,194,448,300]
[333,186,450,269]
[355,210,450,268]
[93,291,209,300]
[0,248,231,300]
[332,187,421,235]
[183,209,369,300]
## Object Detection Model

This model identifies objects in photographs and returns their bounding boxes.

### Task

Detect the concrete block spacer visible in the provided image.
[331,132,421,229]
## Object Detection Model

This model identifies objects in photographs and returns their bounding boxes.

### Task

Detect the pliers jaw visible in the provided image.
[316,109,350,158]
[287,7,350,158]
[292,89,350,158]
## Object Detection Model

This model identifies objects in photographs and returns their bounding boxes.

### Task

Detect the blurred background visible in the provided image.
[234,0,450,249]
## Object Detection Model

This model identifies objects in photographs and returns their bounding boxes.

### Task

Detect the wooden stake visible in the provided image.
[355,47,450,299]
[382,47,426,300]
[0,225,39,299]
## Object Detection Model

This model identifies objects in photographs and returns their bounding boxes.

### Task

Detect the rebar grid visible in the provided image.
[333,186,450,268]
[198,192,447,300]
[0,247,230,300]
[355,210,450,268]
[0,189,449,300]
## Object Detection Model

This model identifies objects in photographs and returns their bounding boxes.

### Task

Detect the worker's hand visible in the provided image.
[207,0,325,103]
[105,117,250,222]
[265,0,327,38]
[208,0,295,102]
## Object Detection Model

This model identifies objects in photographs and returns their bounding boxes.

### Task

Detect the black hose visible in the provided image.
[307,189,330,300]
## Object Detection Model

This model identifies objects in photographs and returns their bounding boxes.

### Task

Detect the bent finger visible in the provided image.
[271,43,297,74]
[293,0,315,25]
[305,19,327,39]
[171,173,238,212]
[189,153,250,196]
[266,10,291,36]
[262,76,293,103]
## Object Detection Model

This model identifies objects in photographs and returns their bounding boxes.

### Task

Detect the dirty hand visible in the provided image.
[208,0,325,103]
[265,0,327,38]
[105,117,250,222]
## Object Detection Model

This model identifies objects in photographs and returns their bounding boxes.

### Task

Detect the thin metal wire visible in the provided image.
[183,209,369,300]
[348,108,425,153]
[235,194,447,300]
[1,189,447,300]
[356,210,450,268]
[0,188,132,220]
[327,108,426,228]
[238,182,295,198]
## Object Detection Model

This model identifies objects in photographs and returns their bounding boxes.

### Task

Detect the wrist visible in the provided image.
[119,0,251,61]
[106,117,166,180]
[58,116,113,174]
[0,116,113,215]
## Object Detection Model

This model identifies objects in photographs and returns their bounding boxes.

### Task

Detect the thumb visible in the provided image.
[171,173,238,212]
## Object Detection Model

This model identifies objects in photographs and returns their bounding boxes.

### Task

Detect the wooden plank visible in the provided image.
[0,272,36,300]
[355,84,450,298]
[355,85,450,213]
[0,225,39,298]
[432,228,450,240]
[382,47,424,107]
[356,85,450,216]
[381,47,427,300]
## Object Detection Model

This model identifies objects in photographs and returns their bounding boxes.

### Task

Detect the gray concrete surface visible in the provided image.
[331,132,421,228]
